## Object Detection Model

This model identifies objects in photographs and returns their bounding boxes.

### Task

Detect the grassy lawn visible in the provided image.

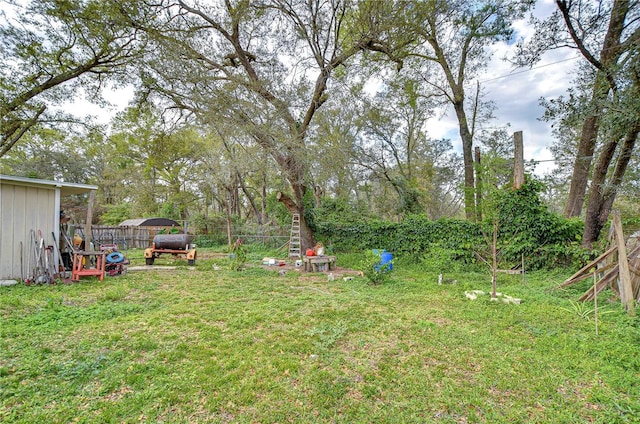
[1,250,639,423]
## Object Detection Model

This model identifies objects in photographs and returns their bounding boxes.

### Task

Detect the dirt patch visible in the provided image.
[262,263,361,277]
[196,252,231,259]
[127,265,197,271]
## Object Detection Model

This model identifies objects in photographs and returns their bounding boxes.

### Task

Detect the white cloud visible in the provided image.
[426,0,581,176]
[56,85,134,125]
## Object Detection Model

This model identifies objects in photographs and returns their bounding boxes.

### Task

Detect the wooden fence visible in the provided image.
[72,225,172,249]
[70,224,290,249]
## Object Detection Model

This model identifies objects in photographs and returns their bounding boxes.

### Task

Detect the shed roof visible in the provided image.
[0,174,97,196]
[119,218,181,227]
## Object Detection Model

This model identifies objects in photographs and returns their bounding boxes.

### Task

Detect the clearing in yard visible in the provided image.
[1,258,639,423]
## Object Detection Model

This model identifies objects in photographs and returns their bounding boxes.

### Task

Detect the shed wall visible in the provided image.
[0,183,56,279]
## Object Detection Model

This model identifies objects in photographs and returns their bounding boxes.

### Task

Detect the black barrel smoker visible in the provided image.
[144,234,197,265]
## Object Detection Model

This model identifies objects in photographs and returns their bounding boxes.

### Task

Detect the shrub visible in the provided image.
[493,179,585,269]
[358,250,392,285]
[229,239,247,271]
[420,244,463,273]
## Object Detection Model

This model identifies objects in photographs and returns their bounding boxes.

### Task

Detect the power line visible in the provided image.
[529,155,595,165]
[479,55,581,84]
[479,39,629,84]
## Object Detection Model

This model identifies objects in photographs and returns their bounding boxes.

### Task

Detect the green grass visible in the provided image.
[1,251,639,423]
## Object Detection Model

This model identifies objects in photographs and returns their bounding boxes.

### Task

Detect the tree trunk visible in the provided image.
[453,101,476,221]
[474,146,482,222]
[261,169,267,224]
[225,194,233,246]
[277,191,316,252]
[582,122,639,248]
[582,131,621,246]
[561,0,628,217]
[563,107,603,218]
[232,175,241,217]
[237,171,263,225]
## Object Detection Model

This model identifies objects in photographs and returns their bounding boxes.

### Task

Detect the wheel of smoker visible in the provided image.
[188,259,195,266]
[145,257,155,266]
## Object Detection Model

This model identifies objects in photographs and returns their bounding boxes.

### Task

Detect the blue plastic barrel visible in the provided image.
[380,251,393,271]
[373,250,393,271]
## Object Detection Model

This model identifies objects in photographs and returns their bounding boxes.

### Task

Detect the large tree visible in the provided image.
[122,0,405,250]
[353,77,440,216]
[518,0,640,247]
[556,0,636,219]
[403,0,534,221]
[108,105,206,220]
[0,125,103,183]
[0,0,145,156]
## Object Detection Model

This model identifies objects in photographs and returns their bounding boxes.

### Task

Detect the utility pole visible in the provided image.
[513,131,525,189]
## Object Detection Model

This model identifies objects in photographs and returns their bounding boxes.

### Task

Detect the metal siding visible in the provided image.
[34,188,56,267]
[13,186,28,280]
[0,183,56,279]
[0,183,16,279]
[54,189,61,268]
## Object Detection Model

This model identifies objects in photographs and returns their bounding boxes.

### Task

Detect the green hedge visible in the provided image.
[494,181,584,269]
[315,182,586,270]
[315,216,483,265]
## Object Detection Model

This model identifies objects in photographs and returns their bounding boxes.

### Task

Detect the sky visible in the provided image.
[426,0,580,175]
[62,0,579,175]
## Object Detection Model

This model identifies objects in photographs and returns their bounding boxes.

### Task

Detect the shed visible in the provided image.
[0,175,97,280]
[119,218,181,227]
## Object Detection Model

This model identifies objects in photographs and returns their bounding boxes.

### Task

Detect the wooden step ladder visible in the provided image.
[288,213,301,258]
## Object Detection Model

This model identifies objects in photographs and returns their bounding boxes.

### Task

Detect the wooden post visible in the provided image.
[491,219,498,298]
[84,190,96,251]
[612,211,634,314]
[593,271,599,335]
[225,193,233,247]
[513,131,525,189]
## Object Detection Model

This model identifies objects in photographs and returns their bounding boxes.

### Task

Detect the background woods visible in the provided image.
[1,0,639,252]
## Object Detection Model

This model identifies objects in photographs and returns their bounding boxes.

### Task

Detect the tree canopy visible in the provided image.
[0,0,146,156]
[1,0,639,251]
